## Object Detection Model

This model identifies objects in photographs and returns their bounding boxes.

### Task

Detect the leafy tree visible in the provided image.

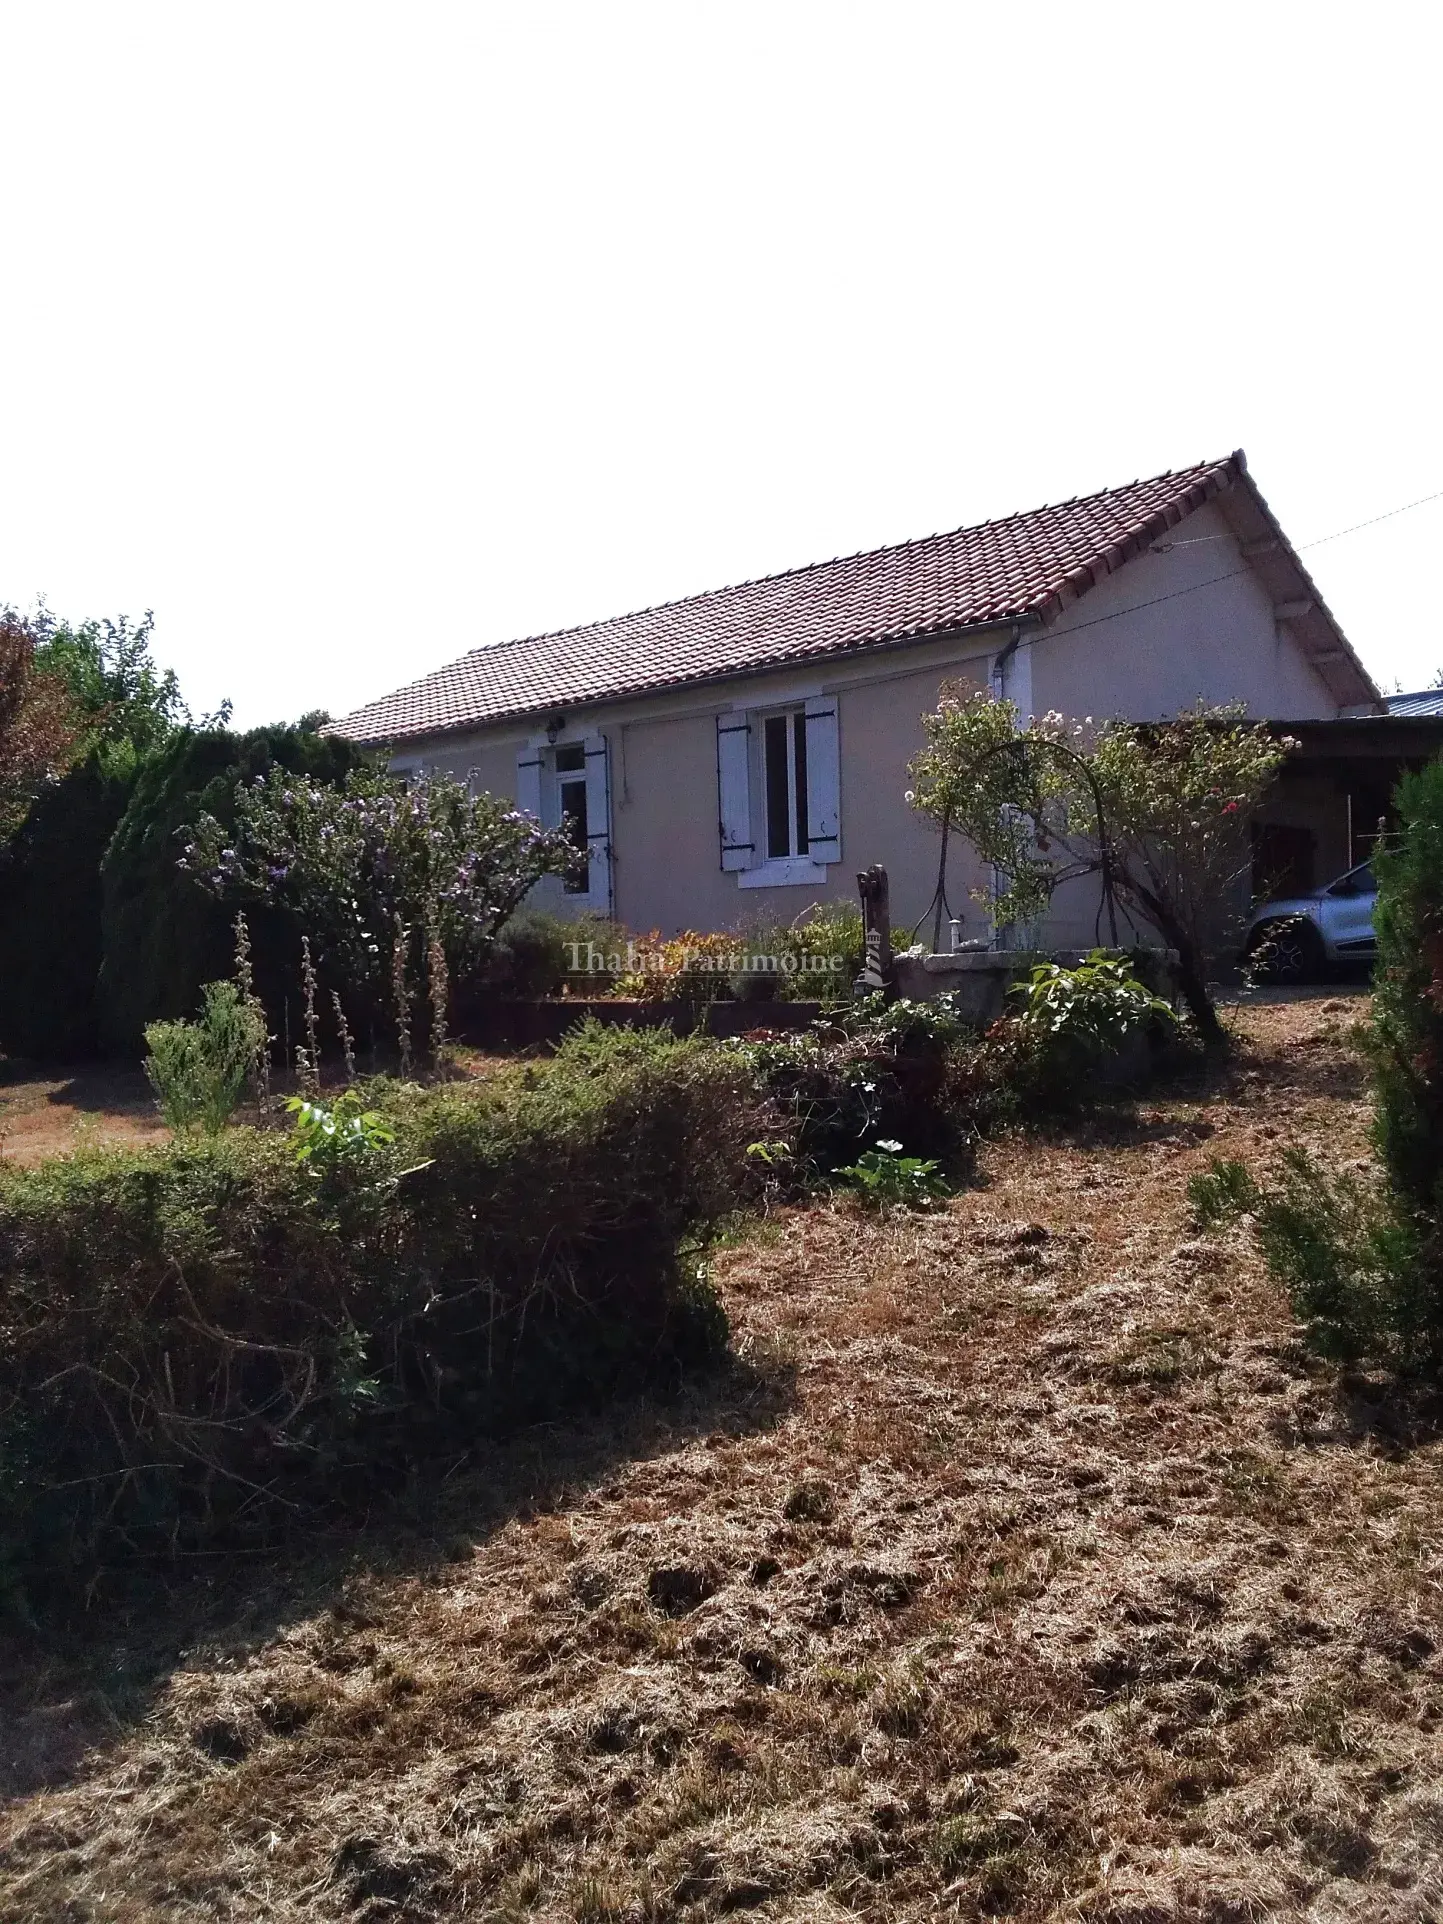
[0,609,79,844]
[908,690,1291,1042]
[32,609,220,776]
[183,765,574,1012]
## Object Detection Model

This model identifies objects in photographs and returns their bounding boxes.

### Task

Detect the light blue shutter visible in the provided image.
[717,716,753,870]
[803,697,840,863]
[583,731,612,912]
[516,745,543,820]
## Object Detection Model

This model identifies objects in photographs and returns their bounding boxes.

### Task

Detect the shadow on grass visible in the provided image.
[1330,1370,1443,1458]
[0,1343,797,1803]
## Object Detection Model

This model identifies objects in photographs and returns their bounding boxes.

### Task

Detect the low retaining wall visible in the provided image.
[891,948,1179,1026]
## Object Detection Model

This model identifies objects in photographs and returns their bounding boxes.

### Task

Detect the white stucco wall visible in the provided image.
[1030,503,1336,724]
[390,502,1344,945]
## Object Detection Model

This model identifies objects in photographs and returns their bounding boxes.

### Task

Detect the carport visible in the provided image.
[1252,714,1443,899]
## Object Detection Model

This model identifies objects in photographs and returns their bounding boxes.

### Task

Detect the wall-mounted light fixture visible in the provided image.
[545,713,566,745]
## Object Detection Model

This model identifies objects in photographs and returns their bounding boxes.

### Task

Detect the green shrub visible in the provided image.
[184,766,572,1029]
[479,909,630,1000]
[1187,1156,1258,1231]
[1371,760,1443,1223]
[849,991,973,1050]
[1187,1150,1416,1363]
[1010,949,1175,1080]
[143,980,266,1134]
[760,901,863,1001]
[0,1021,761,1590]
[740,997,982,1175]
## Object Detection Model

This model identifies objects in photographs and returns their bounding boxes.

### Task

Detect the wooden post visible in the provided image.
[854,864,893,997]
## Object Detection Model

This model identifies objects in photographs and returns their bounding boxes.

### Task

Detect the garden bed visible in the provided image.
[461,997,824,1048]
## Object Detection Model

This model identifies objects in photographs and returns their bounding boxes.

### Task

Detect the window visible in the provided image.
[515,732,612,913]
[763,711,810,859]
[717,697,840,882]
[554,742,589,893]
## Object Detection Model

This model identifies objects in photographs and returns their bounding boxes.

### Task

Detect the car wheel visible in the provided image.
[1245,917,1323,985]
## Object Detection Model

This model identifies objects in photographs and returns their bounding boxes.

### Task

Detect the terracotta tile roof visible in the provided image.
[331,451,1364,743]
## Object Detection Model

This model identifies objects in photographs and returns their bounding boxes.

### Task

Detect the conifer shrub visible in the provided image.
[1191,759,1443,1369]
[0,761,134,1058]
[98,725,357,1053]
[0,1021,761,1593]
[1370,760,1443,1230]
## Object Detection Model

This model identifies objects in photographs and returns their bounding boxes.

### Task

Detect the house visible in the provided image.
[330,451,1384,946]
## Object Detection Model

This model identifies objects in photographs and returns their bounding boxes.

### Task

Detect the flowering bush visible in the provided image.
[614,930,757,1003]
[603,910,859,1005]
[184,766,573,1008]
[908,691,1291,1041]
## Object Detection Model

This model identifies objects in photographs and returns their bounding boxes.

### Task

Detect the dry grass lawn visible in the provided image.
[0,1047,517,1168]
[1,993,1440,1922]
[0,1063,169,1166]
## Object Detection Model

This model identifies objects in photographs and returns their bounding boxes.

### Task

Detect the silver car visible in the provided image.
[1241,860,1377,982]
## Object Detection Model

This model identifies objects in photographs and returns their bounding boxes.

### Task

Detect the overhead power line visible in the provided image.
[1298,486,1443,551]
[1032,479,1443,646]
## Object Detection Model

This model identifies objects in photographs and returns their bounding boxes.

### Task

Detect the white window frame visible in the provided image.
[759,708,808,859]
[552,741,591,898]
[717,693,839,890]
[516,730,613,914]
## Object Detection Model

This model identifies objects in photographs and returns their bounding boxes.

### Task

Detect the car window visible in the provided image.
[1328,863,1375,896]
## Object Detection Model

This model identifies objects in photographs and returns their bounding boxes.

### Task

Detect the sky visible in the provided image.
[1,3,1440,728]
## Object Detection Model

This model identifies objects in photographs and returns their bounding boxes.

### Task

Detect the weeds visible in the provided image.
[285,1091,396,1172]
[835,1139,950,1210]
[1187,1155,1258,1230]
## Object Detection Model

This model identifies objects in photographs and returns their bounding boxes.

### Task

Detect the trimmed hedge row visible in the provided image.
[0,1025,762,1594]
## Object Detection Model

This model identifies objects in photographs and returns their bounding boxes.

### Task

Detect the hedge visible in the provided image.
[0,761,134,1058]
[98,725,358,1053]
[0,1023,762,1594]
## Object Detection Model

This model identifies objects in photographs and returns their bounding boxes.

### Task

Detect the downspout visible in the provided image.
[988,623,1027,949]
[990,622,1024,701]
